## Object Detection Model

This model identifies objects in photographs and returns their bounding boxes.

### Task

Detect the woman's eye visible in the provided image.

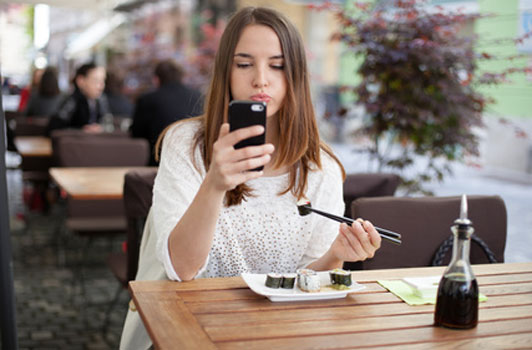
[236,63,251,68]
[271,65,284,70]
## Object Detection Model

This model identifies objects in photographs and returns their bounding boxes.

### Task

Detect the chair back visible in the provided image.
[123,168,157,282]
[50,129,130,166]
[4,110,23,121]
[343,173,400,217]
[54,135,149,218]
[346,195,507,270]
[50,128,129,140]
[10,116,49,136]
[54,136,149,167]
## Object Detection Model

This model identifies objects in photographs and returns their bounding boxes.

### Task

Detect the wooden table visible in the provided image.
[14,136,52,157]
[130,262,532,349]
[49,167,155,200]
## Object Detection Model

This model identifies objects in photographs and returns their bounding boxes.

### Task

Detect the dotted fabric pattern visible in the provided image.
[152,119,345,280]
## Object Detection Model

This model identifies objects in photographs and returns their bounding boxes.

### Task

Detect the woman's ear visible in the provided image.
[75,75,85,91]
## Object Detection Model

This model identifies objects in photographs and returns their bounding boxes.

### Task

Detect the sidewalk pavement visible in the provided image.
[7,170,127,350]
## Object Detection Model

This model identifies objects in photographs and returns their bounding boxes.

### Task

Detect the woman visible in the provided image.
[17,68,43,112]
[120,7,381,349]
[47,62,109,134]
[24,66,63,117]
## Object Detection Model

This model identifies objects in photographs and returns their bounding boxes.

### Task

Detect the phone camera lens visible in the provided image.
[251,104,264,112]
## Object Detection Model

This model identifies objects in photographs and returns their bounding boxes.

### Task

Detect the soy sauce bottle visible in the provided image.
[434,195,479,329]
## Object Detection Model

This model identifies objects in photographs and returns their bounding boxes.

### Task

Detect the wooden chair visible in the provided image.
[103,167,157,334]
[343,173,400,217]
[53,135,149,241]
[344,195,507,270]
[10,116,52,212]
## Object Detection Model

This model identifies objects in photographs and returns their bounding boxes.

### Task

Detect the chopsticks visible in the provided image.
[302,205,402,245]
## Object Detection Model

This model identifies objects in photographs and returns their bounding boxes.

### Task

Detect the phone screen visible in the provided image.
[229,100,267,170]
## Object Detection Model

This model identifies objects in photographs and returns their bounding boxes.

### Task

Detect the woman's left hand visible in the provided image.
[329,219,381,262]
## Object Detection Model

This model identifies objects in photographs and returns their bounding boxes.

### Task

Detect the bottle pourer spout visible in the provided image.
[455,194,472,225]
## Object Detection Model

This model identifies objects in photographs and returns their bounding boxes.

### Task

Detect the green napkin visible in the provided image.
[378,280,487,306]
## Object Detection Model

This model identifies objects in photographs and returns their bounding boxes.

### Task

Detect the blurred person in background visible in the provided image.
[17,67,44,112]
[105,71,133,117]
[24,66,63,117]
[130,59,203,165]
[47,62,109,134]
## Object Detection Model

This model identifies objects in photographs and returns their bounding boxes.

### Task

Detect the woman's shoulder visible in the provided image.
[162,117,203,150]
[166,117,202,138]
[313,147,344,181]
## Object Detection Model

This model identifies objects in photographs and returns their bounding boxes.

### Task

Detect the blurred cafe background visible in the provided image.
[1,0,531,349]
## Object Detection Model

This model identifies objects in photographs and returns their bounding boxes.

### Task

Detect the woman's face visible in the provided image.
[230,24,287,118]
[76,67,106,100]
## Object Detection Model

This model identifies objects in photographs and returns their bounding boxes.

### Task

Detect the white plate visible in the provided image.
[241,272,365,302]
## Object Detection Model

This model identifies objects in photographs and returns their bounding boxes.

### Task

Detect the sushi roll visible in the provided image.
[265,273,282,288]
[297,269,320,292]
[329,268,352,287]
[281,273,297,289]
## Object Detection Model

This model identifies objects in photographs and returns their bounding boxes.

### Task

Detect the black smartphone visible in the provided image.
[229,100,267,171]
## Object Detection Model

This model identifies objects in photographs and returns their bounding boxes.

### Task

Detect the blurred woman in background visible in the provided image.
[47,62,109,133]
[24,66,63,117]
[17,67,43,112]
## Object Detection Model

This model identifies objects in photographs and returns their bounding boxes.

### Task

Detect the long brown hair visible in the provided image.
[39,67,60,97]
[157,7,345,206]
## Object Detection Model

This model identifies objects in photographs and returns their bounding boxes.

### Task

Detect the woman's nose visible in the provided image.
[252,67,268,88]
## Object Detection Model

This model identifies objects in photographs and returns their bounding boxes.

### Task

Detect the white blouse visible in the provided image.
[152,119,345,280]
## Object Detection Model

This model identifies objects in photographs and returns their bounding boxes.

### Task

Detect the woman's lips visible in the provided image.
[251,94,271,103]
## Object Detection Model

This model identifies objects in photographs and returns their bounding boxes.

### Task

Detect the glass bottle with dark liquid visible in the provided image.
[434,195,479,329]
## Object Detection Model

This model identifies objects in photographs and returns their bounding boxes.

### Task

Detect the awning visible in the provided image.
[64,13,125,59]
[3,0,119,10]
[2,0,158,11]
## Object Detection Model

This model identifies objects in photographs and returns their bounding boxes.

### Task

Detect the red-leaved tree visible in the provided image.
[315,0,531,194]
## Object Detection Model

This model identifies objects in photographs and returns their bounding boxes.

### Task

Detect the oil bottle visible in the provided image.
[434,194,479,329]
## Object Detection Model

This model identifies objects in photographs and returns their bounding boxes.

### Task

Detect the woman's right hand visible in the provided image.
[205,123,274,192]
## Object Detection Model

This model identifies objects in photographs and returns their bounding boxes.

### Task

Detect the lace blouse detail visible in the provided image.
[153,119,345,280]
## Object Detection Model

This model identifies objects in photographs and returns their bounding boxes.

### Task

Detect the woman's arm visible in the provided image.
[167,123,274,280]
[302,152,381,272]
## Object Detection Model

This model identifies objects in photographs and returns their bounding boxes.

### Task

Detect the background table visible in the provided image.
[14,136,52,157]
[130,262,532,349]
[49,167,155,200]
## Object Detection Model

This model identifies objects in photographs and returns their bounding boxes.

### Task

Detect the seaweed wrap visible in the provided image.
[329,268,352,287]
[265,273,283,288]
[281,273,297,289]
